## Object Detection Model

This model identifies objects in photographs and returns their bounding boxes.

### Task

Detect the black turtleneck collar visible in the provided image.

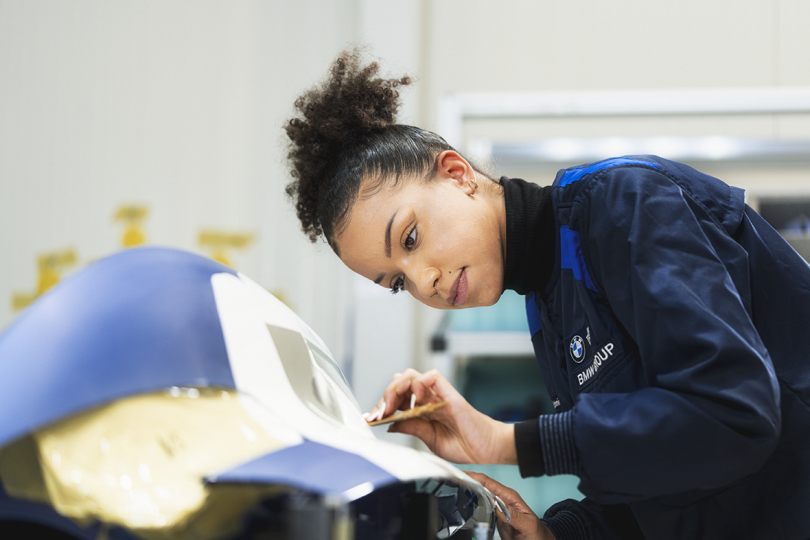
[502,177,556,296]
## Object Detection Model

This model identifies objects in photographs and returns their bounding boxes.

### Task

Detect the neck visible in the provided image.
[477,177,509,265]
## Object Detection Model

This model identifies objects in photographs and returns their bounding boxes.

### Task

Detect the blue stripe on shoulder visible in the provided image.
[525,292,542,337]
[560,226,597,292]
[558,157,659,188]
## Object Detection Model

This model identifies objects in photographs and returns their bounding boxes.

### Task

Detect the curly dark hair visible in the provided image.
[284,48,458,254]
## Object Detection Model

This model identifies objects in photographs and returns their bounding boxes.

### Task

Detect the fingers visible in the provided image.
[488,476,529,512]
[463,472,537,529]
[463,472,512,522]
[464,470,517,502]
[391,373,416,409]
[463,472,517,528]
[463,471,548,540]
[372,369,455,420]
[372,368,414,418]
[363,399,388,422]
[416,369,458,398]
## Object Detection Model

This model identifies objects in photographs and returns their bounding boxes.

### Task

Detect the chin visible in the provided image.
[476,288,504,308]
[474,275,505,307]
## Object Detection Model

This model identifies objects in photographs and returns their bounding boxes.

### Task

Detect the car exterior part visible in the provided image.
[0,247,497,540]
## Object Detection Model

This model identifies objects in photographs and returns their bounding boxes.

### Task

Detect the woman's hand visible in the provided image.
[464,471,556,540]
[366,368,516,465]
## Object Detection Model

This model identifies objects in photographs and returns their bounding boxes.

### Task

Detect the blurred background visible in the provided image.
[2,0,810,515]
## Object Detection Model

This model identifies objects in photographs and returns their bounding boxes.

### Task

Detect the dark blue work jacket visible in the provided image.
[525,156,810,539]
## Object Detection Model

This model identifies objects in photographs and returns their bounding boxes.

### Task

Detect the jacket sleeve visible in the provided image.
[541,498,645,540]
[570,166,781,502]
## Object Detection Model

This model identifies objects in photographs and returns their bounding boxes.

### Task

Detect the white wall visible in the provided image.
[420,0,810,117]
[0,0,358,361]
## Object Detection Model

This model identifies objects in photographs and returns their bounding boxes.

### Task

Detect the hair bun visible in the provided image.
[285,49,412,242]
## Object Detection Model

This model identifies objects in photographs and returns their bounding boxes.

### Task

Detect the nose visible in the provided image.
[413,266,441,300]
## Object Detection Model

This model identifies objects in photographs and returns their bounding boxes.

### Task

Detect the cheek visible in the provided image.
[426,217,469,256]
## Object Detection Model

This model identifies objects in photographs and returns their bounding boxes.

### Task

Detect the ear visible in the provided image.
[436,150,476,195]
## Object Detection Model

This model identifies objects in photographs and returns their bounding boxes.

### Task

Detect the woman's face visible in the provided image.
[335,153,507,309]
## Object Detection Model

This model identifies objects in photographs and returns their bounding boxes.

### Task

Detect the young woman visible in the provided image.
[284,50,810,540]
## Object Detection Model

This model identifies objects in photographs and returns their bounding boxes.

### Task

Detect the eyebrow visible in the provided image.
[373,273,385,285]
[384,210,397,258]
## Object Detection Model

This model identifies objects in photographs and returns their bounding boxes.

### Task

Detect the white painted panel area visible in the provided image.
[212,272,370,435]
[210,271,475,487]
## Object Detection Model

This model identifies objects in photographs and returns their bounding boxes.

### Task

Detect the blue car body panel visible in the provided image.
[0,247,237,449]
[209,441,399,498]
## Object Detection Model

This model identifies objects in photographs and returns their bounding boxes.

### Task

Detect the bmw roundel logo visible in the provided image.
[570,335,585,363]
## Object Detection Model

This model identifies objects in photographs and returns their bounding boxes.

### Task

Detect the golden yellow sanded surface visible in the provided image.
[0,389,290,540]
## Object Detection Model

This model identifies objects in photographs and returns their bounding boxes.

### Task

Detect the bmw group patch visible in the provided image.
[570,335,585,363]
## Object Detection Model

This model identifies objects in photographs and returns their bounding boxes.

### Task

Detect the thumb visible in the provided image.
[387,417,435,444]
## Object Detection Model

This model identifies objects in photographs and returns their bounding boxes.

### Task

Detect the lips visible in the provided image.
[449,268,469,306]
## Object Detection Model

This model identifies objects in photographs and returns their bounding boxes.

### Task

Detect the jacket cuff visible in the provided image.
[538,410,581,476]
[515,419,544,477]
[541,510,589,540]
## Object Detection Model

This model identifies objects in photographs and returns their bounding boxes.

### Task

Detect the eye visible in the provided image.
[403,225,417,250]
[390,275,405,295]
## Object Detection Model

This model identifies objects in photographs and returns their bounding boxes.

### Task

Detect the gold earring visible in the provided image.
[470,175,479,191]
